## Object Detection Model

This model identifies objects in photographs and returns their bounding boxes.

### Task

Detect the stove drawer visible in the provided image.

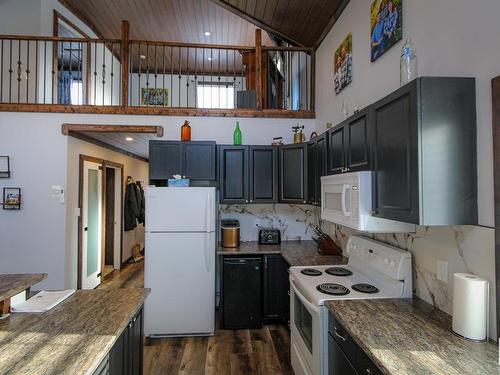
[328,314,356,361]
[356,347,384,375]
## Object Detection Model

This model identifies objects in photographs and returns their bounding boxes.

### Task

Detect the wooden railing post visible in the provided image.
[255,29,262,111]
[121,20,130,107]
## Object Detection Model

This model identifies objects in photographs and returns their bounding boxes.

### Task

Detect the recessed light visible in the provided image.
[204,31,211,36]
[126,137,134,141]
[207,57,213,61]
[140,55,146,60]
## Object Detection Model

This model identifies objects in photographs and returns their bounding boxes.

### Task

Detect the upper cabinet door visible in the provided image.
[346,109,370,172]
[249,146,278,203]
[315,133,328,205]
[149,141,182,180]
[183,141,216,180]
[372,82,419,224]
[327,125,346,175]
[219,146,249,203]
[306,141,317,204]
[279,143,307,204]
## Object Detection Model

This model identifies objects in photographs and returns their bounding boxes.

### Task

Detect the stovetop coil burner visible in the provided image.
[351,283,379,294]
[301,268,322,276]
[316,283,350,296]
[325,267,353,277]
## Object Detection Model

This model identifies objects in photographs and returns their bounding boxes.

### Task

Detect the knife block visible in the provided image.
[318,235,343,256]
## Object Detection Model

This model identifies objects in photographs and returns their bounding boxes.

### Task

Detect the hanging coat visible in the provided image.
[137,182,145,224]
[124,182,140,231]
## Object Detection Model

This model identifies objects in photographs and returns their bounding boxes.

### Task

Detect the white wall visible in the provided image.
[315,0,499,339]
[0,111,315,290]
[65,137,148,289]
[315,0,500,227]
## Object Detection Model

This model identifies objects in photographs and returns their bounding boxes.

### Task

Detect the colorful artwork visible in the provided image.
[370,0,403,62]
[141,88,168,106]
[3,187,21,210]
[334,33,353,95]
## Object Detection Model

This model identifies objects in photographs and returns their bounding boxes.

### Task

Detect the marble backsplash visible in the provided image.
[219,204,319,241]
[220,204,496,340]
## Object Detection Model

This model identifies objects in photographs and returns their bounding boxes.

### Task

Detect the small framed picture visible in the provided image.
[334,33,353,95]
[3,187,21,210]
[141,88,169,106]
[0,156,10,178]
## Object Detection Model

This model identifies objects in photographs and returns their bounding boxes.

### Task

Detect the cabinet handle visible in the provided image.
[287,290,290,296]
[303,200,306,204]
[333,327,347,342]
[250,199,253,203]
[371,210,378,215]
[366,369,374,375]
[245,200,249,203]
[264,256,268,269]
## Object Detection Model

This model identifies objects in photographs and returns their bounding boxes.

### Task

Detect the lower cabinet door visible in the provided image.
[263,255,288,324]
[108,329,126,375]
[328,334,358,375]
[129,308,144,375]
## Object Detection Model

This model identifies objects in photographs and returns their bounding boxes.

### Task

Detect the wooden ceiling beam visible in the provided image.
[208,0,305,47]
[61,124,164,137]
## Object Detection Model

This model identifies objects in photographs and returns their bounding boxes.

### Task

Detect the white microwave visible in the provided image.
[320,172,415,233]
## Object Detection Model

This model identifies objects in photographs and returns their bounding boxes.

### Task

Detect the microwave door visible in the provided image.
[341,184,351,217]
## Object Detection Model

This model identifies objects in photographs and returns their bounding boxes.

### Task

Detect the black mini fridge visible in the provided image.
[222,257,262,329]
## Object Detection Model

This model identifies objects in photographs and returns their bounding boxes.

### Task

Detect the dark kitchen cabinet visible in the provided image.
[249,146,278,203]
[279,143,307,203]
[327,108,370,175]
[149,140,216,182]
[263,254,289,324]
[307,133,328,206]
[218,146,249,203]
[105,306,144,375]
[371,77,477,225]
[328,312,382,375]
[222,257,262,329]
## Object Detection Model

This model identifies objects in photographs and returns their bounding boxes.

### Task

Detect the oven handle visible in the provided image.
[341,184,351,217]
[290,279,320,315]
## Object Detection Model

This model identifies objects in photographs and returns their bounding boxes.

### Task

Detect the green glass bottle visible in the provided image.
[233,121,242,145]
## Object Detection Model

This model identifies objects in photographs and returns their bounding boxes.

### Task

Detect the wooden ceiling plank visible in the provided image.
[314,0,350,49]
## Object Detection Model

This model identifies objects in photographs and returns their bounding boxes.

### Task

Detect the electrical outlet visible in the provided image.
[437,260,448,282]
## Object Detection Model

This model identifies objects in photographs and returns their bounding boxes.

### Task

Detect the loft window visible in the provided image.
[197,82,234,109]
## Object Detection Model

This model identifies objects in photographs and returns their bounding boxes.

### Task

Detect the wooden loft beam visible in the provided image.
[61,124,164,137]
[208,0,305,48]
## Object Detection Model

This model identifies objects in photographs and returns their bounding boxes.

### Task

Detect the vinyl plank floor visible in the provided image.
[99,262,293,375]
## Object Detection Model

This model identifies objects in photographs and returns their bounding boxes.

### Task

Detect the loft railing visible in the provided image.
[0,22,315,117]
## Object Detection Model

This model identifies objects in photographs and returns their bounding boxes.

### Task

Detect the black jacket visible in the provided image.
[124,183,140,231]
[137,182,145,224]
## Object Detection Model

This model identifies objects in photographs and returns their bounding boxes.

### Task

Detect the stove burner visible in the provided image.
[301,268,322,276]
[351,283,379,294]
[325,267,353,277]
[316,283,350,296]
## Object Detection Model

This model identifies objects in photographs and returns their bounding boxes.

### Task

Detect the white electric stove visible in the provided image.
[289,235,412,375]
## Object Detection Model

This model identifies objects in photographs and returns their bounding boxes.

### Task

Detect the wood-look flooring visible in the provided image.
[99,261,294,375]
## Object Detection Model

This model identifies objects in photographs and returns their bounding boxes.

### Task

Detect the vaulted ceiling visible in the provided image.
[58,0,348,49]
[58,0,273,46]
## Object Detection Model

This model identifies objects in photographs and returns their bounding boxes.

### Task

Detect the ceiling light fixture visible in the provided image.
[126,137,134,141]
[140,55,146,60]
[204,31,211,36]
[207,57,213,61]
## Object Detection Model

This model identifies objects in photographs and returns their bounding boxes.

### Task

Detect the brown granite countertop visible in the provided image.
[0,273,47,301]
[0,288,150,375]
[326,298,499,375]
[217,241,347,266]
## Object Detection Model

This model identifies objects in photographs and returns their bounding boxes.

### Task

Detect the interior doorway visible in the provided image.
[79,155,123,289]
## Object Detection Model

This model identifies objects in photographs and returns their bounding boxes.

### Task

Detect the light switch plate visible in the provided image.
[437,260,448,282]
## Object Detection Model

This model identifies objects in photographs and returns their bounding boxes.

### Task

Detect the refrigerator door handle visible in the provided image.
[204,233,211,272]
[205,193,212,232]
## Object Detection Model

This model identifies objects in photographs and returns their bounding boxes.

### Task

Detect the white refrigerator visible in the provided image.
[144,186,216,337]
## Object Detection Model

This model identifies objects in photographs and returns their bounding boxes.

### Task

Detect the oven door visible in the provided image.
[290,281,321,375]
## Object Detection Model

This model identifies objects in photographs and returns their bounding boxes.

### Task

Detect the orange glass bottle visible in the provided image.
[181,120,191,141]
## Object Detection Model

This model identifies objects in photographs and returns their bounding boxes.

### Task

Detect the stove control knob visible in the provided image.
[389,260,396,268]
[383,258,390,265]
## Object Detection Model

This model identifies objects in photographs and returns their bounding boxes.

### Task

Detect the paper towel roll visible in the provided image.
[452,273,489,341]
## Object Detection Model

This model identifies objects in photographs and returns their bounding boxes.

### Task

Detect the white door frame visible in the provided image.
[81,159,103,290]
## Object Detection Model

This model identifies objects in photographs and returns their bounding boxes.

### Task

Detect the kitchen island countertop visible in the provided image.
[0,273,47,301]
[0,288,150,375]
[326,298,499,375]
[217,240,347,266]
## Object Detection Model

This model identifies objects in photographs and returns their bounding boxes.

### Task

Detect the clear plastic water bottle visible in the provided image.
[400,38,417,86]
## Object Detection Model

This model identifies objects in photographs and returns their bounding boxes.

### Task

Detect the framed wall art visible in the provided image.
[334,33,353,95]
[141,88,169,106]
[0,156,10,178]
[370,0,403,62]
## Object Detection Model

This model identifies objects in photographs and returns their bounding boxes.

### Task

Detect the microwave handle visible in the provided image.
[341,184,351,217]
